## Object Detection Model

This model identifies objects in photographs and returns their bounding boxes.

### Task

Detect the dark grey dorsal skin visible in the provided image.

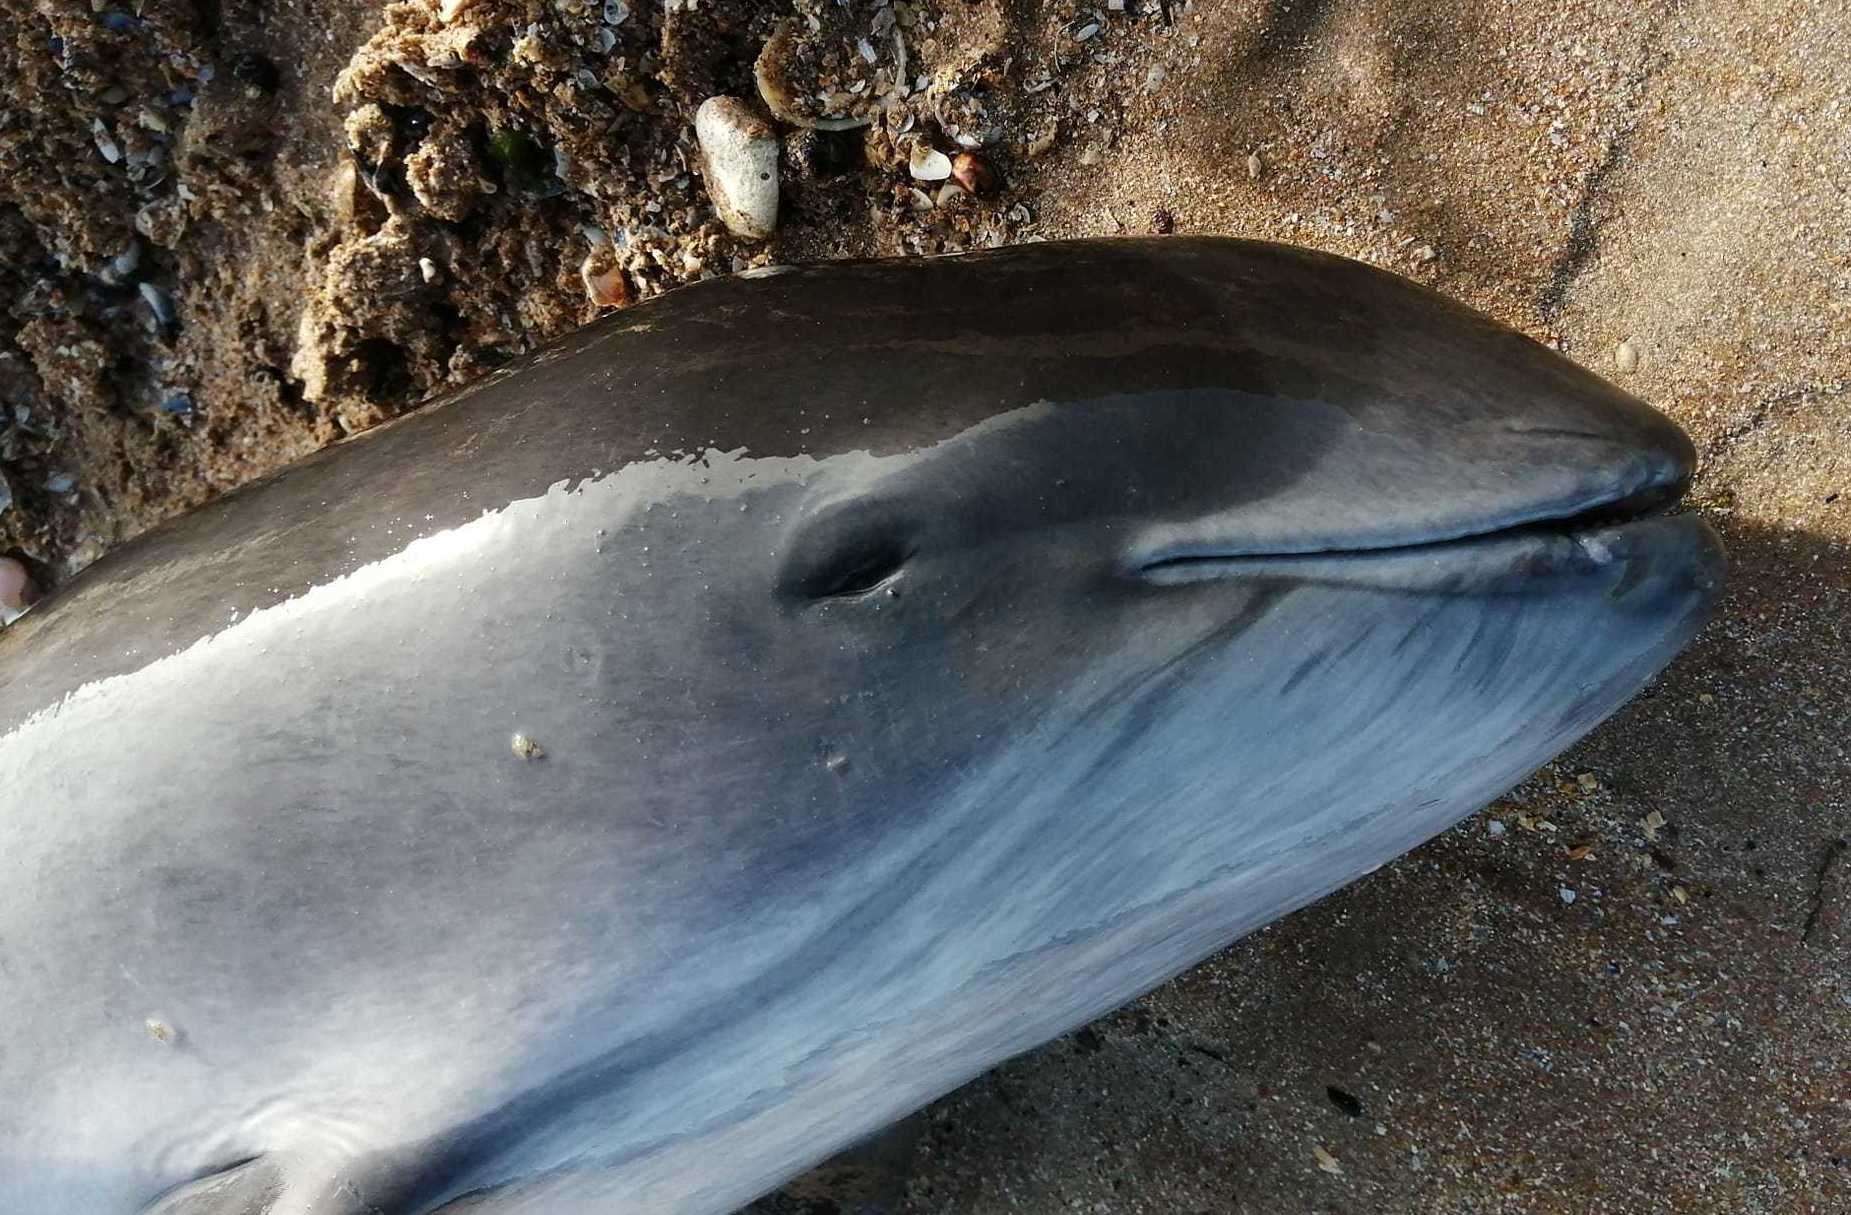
[0,238,1721,1214]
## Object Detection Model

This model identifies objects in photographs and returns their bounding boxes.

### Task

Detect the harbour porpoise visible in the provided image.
[0,238,1722,1213]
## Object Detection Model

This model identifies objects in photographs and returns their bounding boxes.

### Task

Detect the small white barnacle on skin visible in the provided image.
[145,1017,179,1045]
[511,733,546,761]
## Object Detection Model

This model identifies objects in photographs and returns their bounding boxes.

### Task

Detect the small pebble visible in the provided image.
[1615,339,1640,373]
[1486,819,1507,838]
[511,733,545,761]
[1,556,37,622]
[950,150,998,196]
[908,142,953,182]
[1246,151,1263,180]
[418,257,439,283]
[1559,887,1578,905]
[1413,244,1438,263]
[1313,1144,1343,1175]
[45,472,76,494]
[580,255,632,308]
[694,97,779,240]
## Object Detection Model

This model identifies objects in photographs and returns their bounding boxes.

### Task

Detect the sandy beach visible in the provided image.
[2,0,1845,1209]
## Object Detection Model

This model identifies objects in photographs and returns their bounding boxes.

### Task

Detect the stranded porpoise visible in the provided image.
[0,238,1722,1214]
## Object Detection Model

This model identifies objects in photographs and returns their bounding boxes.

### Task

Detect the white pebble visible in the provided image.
[694,97,779,240]
[1615,339,1640,373]
[1559,887,1577,905]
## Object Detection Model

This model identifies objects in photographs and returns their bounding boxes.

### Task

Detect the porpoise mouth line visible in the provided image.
[1132,474,1690,581]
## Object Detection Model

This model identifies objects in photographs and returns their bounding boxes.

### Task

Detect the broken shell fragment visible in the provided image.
[694,97,780,241]
[908,142,953,182]
[755,17,906,131]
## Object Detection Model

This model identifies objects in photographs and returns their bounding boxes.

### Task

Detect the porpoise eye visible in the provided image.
[782,501,916,602]
[802,536,910,599]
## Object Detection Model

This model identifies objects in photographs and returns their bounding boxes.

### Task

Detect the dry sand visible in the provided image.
[2,0,1846,1210]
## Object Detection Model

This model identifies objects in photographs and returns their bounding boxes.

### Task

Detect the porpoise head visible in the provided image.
[385,240,1720,1209]
[0,239,1720,1214]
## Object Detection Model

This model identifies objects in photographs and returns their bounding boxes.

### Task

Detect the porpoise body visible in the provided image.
[0,238,1722,1213]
